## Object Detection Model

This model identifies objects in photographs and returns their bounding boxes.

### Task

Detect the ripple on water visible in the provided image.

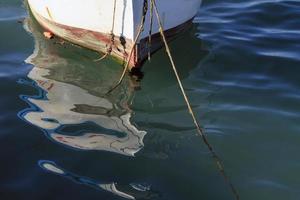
[0,6,26,21]
[0,53,32,78]
[253,179,291,191]
[196,0,300,59]
[1,0,300,200]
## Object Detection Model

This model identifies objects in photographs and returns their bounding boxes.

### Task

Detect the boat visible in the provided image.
[26,0,202,69]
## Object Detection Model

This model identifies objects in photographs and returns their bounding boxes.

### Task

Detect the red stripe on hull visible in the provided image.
[29,7,193,69]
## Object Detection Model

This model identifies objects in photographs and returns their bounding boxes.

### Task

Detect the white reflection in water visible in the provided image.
[39,160,136,199]
[20,14,150,200]
[21,17,146,157]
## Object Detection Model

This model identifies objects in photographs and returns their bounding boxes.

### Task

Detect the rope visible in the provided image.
[148,0,154,61]
[150,0,240,199]
[111,0,117,35]
[94,0,117,62]
[106,0,148,94]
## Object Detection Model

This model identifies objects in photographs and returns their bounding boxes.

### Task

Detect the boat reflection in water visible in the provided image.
[21,17,146,157]
[19,17,151,199]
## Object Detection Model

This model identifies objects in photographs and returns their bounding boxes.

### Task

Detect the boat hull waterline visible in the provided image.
[27,0,202,68]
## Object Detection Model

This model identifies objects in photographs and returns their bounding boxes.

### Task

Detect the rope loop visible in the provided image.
[106,0,149,94]
[104,2,241,198]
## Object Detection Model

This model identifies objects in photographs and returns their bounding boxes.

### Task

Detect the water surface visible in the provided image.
[1,0,300,200]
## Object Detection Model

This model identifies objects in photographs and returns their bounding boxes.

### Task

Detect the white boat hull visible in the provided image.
[27,0,202,68]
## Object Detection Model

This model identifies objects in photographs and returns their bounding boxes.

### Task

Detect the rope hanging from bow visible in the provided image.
[94,0,117,61]
[107,1,240,199]
[106,0,148,94]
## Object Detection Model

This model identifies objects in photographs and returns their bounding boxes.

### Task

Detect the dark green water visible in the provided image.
[1,0,300,200]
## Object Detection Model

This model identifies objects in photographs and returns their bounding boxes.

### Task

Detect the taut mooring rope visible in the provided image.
[150,0,240,199]
[106,0,149,94]
[104,0,240,198]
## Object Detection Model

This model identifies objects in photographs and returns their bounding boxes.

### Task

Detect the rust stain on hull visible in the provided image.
[29,6,193,69]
